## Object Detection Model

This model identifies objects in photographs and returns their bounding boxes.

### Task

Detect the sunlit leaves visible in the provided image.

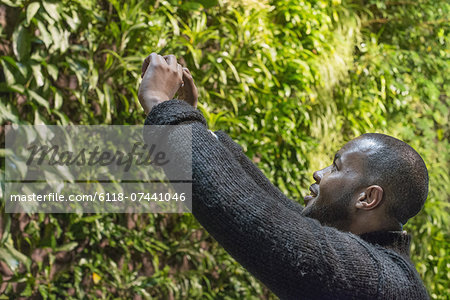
[0,0,448,298]
[26,2,40,26]
[12,25,31,61]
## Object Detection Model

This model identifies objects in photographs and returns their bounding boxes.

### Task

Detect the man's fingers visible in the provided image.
[178,64,184,86]
[182,68,194,85]
[163,55,183,83]
[183,67,191,76]
[141,53,152,78]
[155,54,166,65]
[142,53,183,86]
[164,54,177,67]
[141,52,158,78]
[143,53,179,76]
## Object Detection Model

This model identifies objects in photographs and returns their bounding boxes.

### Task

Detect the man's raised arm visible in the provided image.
[139,53,383,299]
[139,53,303,214]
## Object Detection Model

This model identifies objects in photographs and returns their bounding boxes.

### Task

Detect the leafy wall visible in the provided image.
[0,0,448,298]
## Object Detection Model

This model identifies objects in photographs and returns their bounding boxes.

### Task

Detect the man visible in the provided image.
[138,53,430,299]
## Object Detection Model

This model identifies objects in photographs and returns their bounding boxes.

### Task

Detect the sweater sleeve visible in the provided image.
[144,100,381,299]
[213,130,304,215]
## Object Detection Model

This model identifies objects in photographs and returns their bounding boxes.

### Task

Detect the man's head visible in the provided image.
[302,133,429,234]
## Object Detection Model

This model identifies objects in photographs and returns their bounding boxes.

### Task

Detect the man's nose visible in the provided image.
[313,170,322,183]
[313,166,331,183]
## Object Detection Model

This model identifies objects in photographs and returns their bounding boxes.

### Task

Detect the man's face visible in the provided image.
[301,138,370,231]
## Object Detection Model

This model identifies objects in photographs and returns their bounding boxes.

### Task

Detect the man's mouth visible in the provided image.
[309,184,318,197]
[304,184,318,205]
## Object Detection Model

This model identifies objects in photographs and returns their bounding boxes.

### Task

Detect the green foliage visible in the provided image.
[0,0,448,298]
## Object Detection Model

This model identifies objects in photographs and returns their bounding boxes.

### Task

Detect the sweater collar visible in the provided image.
[359,230,411,258]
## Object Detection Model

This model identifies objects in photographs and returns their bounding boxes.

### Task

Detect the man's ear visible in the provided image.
[355,185,384,210]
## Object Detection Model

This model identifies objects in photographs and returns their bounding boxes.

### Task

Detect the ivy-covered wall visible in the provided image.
[0,0,448,298]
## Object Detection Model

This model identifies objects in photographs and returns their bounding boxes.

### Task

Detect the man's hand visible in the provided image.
[138,53,183,114]
[177,67,198,108]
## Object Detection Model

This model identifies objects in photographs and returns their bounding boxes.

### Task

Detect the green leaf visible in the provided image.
[47,64,59,80]
[38,285,49,298]
[1,56,19,68]
[103,83,113,124]
[180,2,203,11]
[0,214,11,244]
[0,60,15,85]
[54,91,63,109]
[7,84,25,93]
[42,1,60,21]
[54,242,78,252]
[223,58,240,83]
[12,25,31,61]
[104,53,113,70]
[4,243,32,271]
[0,248,19,271]
[20,284,33,297]
[28,90,50,111]
[55,164,75,182]
[48,25,62,51]
[1,0,23,7]
[26,2,40,25]
[193,0,218,9]
[0,102,20,123]
[37,21,52,48]
[165,12,180,36]
[31,63,44,87]
[8,153,28,179]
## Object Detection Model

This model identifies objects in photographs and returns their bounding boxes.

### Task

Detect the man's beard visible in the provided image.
[301,193,353,231]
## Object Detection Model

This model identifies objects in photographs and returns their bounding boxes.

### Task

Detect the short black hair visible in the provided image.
[359,133,429,225]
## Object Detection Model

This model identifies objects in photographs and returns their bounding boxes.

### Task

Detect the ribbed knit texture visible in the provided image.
[145,99,429,300]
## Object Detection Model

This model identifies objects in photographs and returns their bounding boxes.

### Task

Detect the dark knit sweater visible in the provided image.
[144,100,429,300]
